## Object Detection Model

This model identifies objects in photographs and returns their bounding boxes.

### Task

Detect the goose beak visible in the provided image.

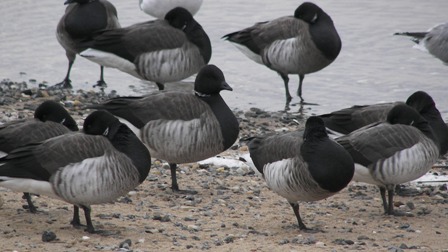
[221,81,233,91]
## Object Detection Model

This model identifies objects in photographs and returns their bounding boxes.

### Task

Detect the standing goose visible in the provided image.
[335,104,440,215]
[222,2,341,109]
[247,116,354,230]
[319,91,448,155]
[139,0,203,19]
[55,0,121,88]
[0,100,78,212]
[80,7,211,91]
[0,111,151,233]
[88,65,239,193]
[394,23,448,64]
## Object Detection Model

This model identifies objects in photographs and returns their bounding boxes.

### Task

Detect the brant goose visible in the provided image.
[395,23,448,64]
[335,104,440,215]
[55,0,121,88]
[320,91,448,155]
[222,2,341,109]
[0,100,78,212]
[0,110,151,233]
[139,0,203,19]
[80,7,211,91]
[89,65,239,193]
[247,116,354,230]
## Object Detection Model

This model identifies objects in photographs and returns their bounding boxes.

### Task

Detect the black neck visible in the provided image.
[199,95,239,150]
[110,124,151,183]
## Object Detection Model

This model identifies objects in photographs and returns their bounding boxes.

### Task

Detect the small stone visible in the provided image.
[42,231,57,242]
[119,239,132,249]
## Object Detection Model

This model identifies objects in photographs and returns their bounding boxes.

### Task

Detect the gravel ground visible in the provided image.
[0,79,448,252]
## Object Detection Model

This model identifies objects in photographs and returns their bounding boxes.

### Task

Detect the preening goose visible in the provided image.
[89,65,239,194]
[0,100,78,212]
[222,2,341,109]
[0,110,151,233]
[248,116,354,230]
[335,104,440,215]
[80,7,211,91]
[55,0,121,88]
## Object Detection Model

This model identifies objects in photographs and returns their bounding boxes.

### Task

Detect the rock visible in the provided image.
[119,239,132,249]
[42,231,57,242]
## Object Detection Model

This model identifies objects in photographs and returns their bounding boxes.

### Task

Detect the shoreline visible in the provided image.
[1,79,448,251]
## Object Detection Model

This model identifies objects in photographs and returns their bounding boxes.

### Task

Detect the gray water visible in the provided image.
[1,1,447,118]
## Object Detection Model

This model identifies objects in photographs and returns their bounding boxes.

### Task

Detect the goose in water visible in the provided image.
[222,2,341,109]
[395,23,448,65]
[80,7,211,91]
[55,0,121,88]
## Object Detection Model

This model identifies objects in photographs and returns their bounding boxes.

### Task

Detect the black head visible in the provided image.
[387,104,426,126]
[194,64,233,95]
[303,116,327,141]
[34,100,79,131]
[294,2,324,24]
[405,91,436,114]
[64,0,92,5]
[165,7,195,31]
[83,110,120,138]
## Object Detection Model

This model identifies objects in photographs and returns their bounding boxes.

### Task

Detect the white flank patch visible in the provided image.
[0,178,59,199]
[413,42,429,53]
[352,163,380,186]
[80,48,141,78]
[0,151,7,158]
[232,43,264,65]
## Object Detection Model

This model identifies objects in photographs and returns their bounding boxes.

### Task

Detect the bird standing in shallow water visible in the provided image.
[247,116,354,230]
[88,65,239,194]
[395,23,448,65]
[335,104,440,215]
[80,7,211,91]
[0,111,151,233]
[222,2,341,110]
[55,0,121,88]
[0,100,78,212]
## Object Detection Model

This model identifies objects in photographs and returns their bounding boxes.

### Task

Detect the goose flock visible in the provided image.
[0,0,447,235]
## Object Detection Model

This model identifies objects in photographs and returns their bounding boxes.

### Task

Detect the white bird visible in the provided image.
[139,0,203,19]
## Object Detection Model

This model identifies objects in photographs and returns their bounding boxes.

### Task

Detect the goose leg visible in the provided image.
[81,205,96,233]
[94,66,107,88]
[71,205,83,228]
[23,192,37,213]
[387,188,395,215]
[379,187,389,213]
[169,163,197,195]
[53,52,75,89]
[289,202,307,230]
[278,72,292,111]
[297,74,305,103]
